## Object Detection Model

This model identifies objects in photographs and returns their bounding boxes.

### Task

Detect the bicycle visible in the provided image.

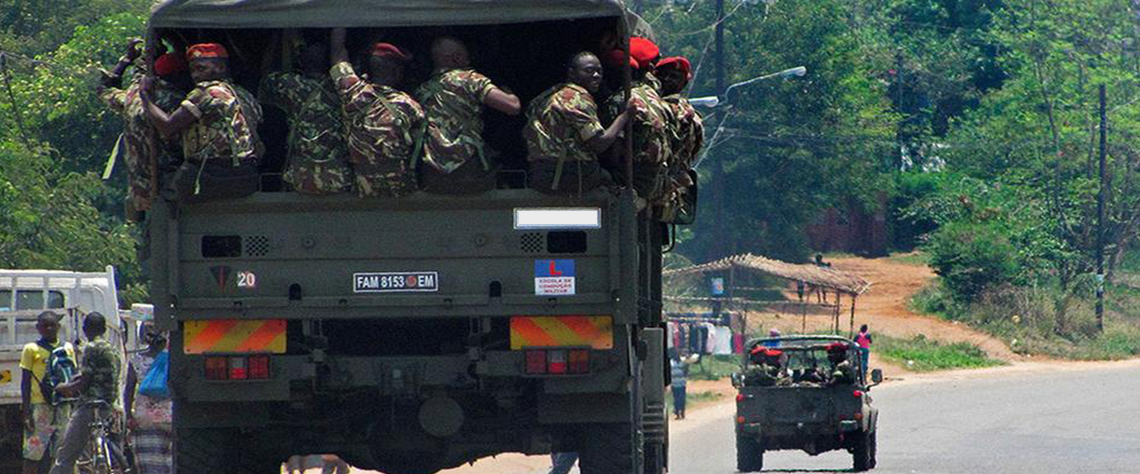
[75,401,132,474]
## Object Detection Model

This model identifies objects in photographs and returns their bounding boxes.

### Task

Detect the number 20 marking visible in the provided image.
[237,271,257,288]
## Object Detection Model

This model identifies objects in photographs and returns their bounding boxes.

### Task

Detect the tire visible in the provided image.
[578,423,634,474]
[852,430,872,471]
[174,428,228,474]
[175,428,281,474]
[869,431,878,469]
[735,434,763,472]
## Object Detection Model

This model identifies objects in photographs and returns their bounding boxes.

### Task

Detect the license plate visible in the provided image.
[353,272,439,293]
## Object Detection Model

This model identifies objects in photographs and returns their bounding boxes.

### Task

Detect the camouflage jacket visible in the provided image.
[179,80,261,166]
[602,78,673,166]
[331,62,427,197]
[79,337,121,404]
[259,72,352,194]
[663,94,704,173]
[415,68,497,173]
[524,83,605,164]
[829,360,856,386]
[100,75,184,210]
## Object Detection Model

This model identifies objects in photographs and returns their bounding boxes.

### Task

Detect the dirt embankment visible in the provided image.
[746,255,1023,377]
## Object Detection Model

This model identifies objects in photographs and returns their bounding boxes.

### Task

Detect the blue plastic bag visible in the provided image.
[138,351,170,399]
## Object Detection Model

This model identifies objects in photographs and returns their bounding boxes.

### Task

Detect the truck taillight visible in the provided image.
[568,349,590,374]
[205,355,271,380]
[524,348,591,375]
[853,390,863,398]
[229,357,248,380]
[548,350,568,374]
[525,350,547,374]
[205,357,228,380]
[248,355,270,379]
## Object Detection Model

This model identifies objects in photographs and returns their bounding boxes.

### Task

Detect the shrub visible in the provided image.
[927,222,1019,302]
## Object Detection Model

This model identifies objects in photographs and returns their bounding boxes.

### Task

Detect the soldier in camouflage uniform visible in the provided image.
[140,43,262,172]
[98,39,191,218]
[600,38,673,201]
[329,28,427,197]
[825,343,857,386]
[48,313,122,474]
[524,52,633,195]
[743,347,787,387]
[655,56,704,220]
[416,36,520,194]
[260,42,352,195]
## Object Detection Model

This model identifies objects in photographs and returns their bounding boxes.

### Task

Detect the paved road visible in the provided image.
[669,362,1140,474]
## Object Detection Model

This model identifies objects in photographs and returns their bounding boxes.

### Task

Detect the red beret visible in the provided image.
[154,53,187,77]
[629,37,660,66]
[826,342,849,352]
[186,43,228,60]
[372,43,412,62]
[658,56,692,80]
[603,49,638,70]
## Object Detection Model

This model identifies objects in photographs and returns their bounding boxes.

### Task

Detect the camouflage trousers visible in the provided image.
[420,158,496,195]
[528,158,614,195]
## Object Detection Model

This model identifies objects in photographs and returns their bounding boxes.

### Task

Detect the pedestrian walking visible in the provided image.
[855,324,873,377]
[671,353,691,420]
[124,322,172,474]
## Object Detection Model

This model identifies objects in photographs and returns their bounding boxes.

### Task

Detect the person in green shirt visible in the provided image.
[49,312,122,474]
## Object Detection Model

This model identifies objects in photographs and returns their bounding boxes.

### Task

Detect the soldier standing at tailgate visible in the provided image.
[417,36,520,194]
[98,38,191,219]
[260,41,353,195]
[329,28,428,197]
[600,38,672,202]
[140,43,262,176]
[655,56,703,218]
[524,52,633,194]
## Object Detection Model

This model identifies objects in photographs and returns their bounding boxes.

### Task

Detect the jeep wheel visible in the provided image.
[578,422,634,474]
[735,434,763,472]
[869,431,878,468]
[852,430,873,471]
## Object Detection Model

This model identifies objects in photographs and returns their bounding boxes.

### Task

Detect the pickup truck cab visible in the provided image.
[733,335,883,471]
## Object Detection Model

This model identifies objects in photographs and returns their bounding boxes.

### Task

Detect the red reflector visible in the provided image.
[548,349,568,374]
[568,349,590,374]
[248,355,270,380]
[525,350,547,374]
[736,416,746,424]
[205,357,228,380]
[854,413,864,421]
[853,390,864,398]
[228,357,248,380]
[736,393,747,402]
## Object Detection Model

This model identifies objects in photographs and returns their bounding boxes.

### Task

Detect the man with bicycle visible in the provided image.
[48,312,122,474]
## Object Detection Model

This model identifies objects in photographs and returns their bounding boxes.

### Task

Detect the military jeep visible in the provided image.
[733,335,883,472]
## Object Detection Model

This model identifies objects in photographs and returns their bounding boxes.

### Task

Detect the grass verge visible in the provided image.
[874,334,1005,372]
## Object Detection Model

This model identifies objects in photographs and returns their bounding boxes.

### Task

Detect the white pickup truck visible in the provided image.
[0,266,132,462]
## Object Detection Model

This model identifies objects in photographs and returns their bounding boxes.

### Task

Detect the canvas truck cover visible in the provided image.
[150,0,629,29]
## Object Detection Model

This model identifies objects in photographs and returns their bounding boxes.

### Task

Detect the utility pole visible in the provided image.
[1096,84,1107,333]
[711,0,727,262]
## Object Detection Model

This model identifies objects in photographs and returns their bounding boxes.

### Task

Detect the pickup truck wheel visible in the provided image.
[852,430,872,471]
[578,423,634,474]
[869,431,878,468]
[735,435,763,472]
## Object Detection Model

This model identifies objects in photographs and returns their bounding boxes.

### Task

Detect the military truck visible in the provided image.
[0,266,130,464]
[145,1,676,473]
[733,335,882,472]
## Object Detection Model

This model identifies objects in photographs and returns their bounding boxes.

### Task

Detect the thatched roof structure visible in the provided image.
[663,253,871,296]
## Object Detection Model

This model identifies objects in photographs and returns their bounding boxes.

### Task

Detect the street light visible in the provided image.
[690,66,807,108]
[691,66,807,169]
